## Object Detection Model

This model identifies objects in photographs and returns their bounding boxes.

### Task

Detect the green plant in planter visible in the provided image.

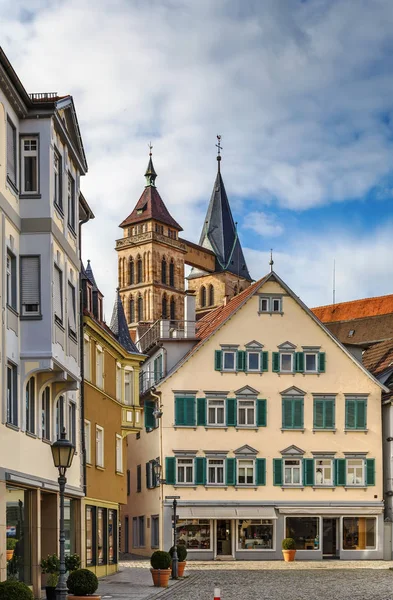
[65,553,81,572]
[67,569,98,596]
[169,545,187,562]
[282,537,296,550]
[150,551,172,570]
[6,538,17,551]
[40,553,60,587]
[0,580,34,600]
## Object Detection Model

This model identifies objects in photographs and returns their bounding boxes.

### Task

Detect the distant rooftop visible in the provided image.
[312,293,393,323]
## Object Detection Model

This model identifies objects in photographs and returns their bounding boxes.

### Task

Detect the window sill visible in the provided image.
[344,485,367,490]
[205,426,228,430]
[54,203,64,218]
[55,318,65,331]
[68,331,78,343]
[281,485,304,489]
[281,428,305,432]
[42,437,52,445]
[344,429,368,433]
[25,431,37,439]
[312,485,335,489]
[174,484,197,489]
[236,426,258,431]
[313,428,336,433]
[7,177,19,195]
[6,422,19,432]
[86,462,93,468]
[20,193,41,199]
[96,465,105,471]
[67,225,77,238]
[174,426,197,430]
[20,314,43,321]
[116,471,124,476]
[235,485,258,489]
[6,304,19,317]
[205,485,228,489]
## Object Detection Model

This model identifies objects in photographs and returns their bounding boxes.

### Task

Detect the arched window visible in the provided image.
[137,295,143,321]
[129,259,134,285]
[55,395,65,440]
[170,297,176,322]
[169,260,175,287]
[162,295,168,319]
[41,386,50,440]
[137,257,143,283]
[209,284,214,306]
[200,286,206,307]
[129,297,135,323]
[161,257,167,285]
[26,376,35,434]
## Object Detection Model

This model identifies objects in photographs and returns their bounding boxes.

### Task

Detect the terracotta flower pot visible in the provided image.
[150,568,171,587]
[282,549,296,562]
[6,549,14,561]
[178,561,186,577]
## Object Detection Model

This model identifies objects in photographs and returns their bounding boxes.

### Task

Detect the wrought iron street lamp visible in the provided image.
[51,428,75,600]
[153,461,180,580]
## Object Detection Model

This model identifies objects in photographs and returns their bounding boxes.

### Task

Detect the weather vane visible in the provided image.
[216,135,222,155]
[148,141,153,156]
[269,249,274,272]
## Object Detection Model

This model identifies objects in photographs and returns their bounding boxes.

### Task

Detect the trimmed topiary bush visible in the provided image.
[169,545,187,562]
[282,537,296,550]
[0,580,34,600]
[65,553,81,572]
[67,569,98,596]
[150,550,171,570]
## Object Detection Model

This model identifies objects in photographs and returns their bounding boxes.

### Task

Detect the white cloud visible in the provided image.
[243,211,284,237]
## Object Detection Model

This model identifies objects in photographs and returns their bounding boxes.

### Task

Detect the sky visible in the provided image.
[2,0,393,316]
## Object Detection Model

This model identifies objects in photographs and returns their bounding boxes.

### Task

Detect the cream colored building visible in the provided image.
[123,271,388,560]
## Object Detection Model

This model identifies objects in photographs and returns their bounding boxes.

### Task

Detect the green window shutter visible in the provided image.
[226,458,236,485]
[293,399,304,428]
[272,352,280,372]
[256,458,266,486]
[335,458,346,486]
[325,400,335,429]
[282,399,292,429]
[226,398,237,426]
[175,397,185,426]
[144,401,155,430]
[165,457,176,485]
[345,400,356,429]
[146,462,151,489]
[197,397,206,426]
[318,352,326,373]
[195,457,206,485]
[356,400,367,429]
[237,350,246,372]
[261,351,269,372]
[366,458,375,486]
[303,458,314,486]
[273,458,283,486]
[215,350,222,371]
[313,399,324,429]
[295,352,304,373]
[257,399,267,427]
[185,398,196,426]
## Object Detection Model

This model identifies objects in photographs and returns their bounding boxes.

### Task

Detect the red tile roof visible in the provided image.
[119,186,182,231]
[312,294,393,323]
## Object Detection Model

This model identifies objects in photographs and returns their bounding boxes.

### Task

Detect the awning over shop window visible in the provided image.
[176,506,277,519]
[278,507,383,516]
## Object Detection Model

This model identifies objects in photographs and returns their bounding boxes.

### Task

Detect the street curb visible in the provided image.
[150,574,200,599]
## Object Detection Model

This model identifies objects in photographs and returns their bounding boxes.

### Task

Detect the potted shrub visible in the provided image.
[67,569,100,599]
[150,550,172,587]
[6,538,17,561]
[0,580,34,600]
[40,554,60,600]
[169,545,187,577]
[282,537,296,562]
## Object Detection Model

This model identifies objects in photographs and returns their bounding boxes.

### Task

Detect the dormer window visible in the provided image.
[259,295,283,314]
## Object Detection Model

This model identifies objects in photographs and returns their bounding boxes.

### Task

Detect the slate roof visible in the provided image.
[84,259,100,293]
[110,289,140,354]
[195,170,251,281]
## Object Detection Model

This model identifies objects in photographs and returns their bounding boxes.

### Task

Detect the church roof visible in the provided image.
[110,289,140,354]
[84,259,100,293]
[198,169,251,281]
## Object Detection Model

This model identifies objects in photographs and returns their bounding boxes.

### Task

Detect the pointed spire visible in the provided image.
[85,259,99,291]
[110,288,139,354]
[269,249,274,272]
[145,142,157,187]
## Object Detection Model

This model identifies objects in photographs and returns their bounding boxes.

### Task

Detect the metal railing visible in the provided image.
[137,319,197,353]
[139,370,164,394]
[29,92,58,101]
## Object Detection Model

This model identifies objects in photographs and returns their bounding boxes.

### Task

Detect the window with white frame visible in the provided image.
[238,400,256,426]
[96,346,104,389]
[207,399,225,425]
[247,351,260,371]
[346,459,365,486]
[315,459,333,486]
[96,425,104,467]
[68,402,76,446]
[21,136,38,193]
[176,458,194,484]
[260,297,270,312]
[207,458,225,484]
[84,336,91,381]
[26,377,35,434]
[280,353,293,373]
[67,173,76,231]
[222,350,236,371]
[55,396,65,439]
[6,250,17,310]
[271,297,282,312]
[305,352,318,373]
[124,370,133,405]
[7,363,18,426]
[85,420,91,463]
[259,296,282,313]
[20,256,40,316]
[284,458,302,485]
[116,363,122,401]
[68,281,77,338]
[7,117,17,187]
[116,434,123,473]
[54,148,62,209]
[41,386,51,440]
[54,264,63,324]
[237,459,255,485]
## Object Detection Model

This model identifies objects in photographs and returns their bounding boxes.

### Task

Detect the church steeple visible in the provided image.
[145,143,157,187]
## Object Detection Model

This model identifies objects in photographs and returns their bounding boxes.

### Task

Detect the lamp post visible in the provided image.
[153,462,180,580]
[51,428,75,600]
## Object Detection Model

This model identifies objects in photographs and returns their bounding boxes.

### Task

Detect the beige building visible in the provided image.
[123,271,387,560]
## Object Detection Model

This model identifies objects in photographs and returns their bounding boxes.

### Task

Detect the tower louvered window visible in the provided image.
[129,260,134,285]
[137,258,143,283]
[138,296,143,321]
[161,258,167,284]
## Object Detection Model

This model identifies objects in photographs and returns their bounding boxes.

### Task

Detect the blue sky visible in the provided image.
[1,0,393,312]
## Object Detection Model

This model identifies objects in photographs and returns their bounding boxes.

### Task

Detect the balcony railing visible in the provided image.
[139,370,164,395]
[137,319,197,353]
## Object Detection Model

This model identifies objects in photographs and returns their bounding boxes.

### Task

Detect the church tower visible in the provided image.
[116,150,186,336]
[188,137,252,315]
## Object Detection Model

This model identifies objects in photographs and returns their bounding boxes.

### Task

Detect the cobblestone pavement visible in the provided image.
[119,558,393,570]
[98,566,181,600]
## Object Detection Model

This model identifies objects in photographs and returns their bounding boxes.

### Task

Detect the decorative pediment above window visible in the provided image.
[280,386,306,396]
[234,444,258,456]
[278,341,297,350]
[245,340,264,349]
[280,445,305,456]
[235,385,259,396]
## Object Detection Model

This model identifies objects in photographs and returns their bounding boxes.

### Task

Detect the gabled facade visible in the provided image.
[0,48,93,596]
[123,271,386,560]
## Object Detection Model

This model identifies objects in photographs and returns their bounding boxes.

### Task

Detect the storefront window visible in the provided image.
[238,519,274,550]
[64,499,76,555]
[86,506,95,566]
[6,486,32,584]
[286,517,319,550]
[108,510,117,564]
[343,517,376,550]
[176,519,211,550]
[97,508,107,565]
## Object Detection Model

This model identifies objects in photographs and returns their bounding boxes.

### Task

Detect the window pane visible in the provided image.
[24,156,37,192]
[6,486,32,583]
[281,354,292,371]
[97,508,106,564]
[343,517,376,550]
[223,352,235,370]
[248,352,259,370]
[305,354,316,371]
[238,519,273,550]
[176,519,211,550]
[286,517,319,550]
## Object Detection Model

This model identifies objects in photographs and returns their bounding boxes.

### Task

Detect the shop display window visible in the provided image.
[238,519,274,550]
[86,506,96,566]
[6,486,31,584]
[108,510,117,564]
[98,507,107,564]
[343,517,376,550]
[64,499,76,555]
[285,517,319,550]
[176,519,211,550]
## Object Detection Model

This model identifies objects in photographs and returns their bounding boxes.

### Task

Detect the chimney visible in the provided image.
[184,290,196,338]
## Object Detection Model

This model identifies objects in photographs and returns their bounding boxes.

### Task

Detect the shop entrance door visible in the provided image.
[323,518,338,558]
[216,520,232,556]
